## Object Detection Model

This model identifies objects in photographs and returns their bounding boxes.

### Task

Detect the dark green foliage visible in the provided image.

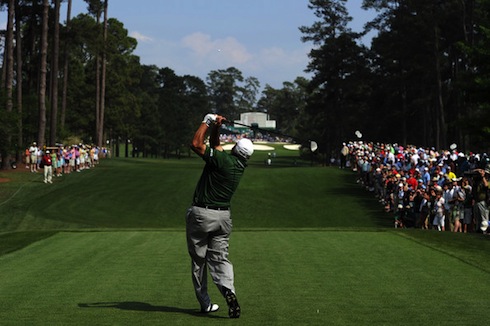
[299,0,372,154]
[2,0,490,168]
[296,0,490,152]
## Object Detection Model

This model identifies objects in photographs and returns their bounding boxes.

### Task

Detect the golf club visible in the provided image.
[222,120,318,152]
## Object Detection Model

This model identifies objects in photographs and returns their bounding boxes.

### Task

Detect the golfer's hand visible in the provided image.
[203,113,217,127]
[216,115,225,126]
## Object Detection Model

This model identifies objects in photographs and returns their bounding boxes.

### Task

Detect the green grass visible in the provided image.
[1,146,490,325]
[1,231,489,325]
[0,151,384,231]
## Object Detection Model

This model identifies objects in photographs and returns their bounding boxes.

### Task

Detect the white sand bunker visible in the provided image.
[222,143,275,151]
[283,144,301,150]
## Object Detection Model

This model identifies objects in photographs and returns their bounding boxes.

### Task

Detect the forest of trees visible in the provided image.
[1,0,490,169]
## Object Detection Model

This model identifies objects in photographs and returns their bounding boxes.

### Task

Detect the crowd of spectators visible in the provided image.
[26,142,107,182]
[341,141,490,234]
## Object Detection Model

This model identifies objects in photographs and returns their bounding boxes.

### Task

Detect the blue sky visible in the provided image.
[3,0,376,90]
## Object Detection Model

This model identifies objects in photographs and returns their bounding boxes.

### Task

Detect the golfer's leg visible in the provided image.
[186,208,211,309]
[207,211,241,318]
[207,212,235,294]
[190,258,210,308]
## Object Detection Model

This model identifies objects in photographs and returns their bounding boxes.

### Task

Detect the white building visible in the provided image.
[234,112,276,129]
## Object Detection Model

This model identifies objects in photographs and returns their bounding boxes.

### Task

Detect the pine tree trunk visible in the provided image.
[61,0,72,130]
[1,0,15,169]
[37,0,49,147]
[49,0,61,146]
[15,0,23,163]
[434,23,447,150]
[95,10,101,146]
[98,0,108,148]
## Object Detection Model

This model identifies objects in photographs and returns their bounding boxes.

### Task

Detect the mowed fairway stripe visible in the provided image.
[0,232,194,325]
[0,231,488,325]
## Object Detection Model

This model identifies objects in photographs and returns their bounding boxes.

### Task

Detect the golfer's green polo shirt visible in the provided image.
[192,146,247,208]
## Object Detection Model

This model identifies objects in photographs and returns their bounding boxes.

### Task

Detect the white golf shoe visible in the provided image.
[201,303,219,313]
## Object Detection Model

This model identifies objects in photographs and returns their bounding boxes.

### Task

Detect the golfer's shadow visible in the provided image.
[78,301,225,319]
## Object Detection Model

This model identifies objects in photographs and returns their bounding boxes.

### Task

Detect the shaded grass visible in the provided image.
[0,231,58,256]
[395,229,490,273]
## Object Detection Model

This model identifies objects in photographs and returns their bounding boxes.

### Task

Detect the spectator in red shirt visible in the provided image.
[42,150,53,184]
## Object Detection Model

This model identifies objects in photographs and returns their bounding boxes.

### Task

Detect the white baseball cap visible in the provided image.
[233,138,254,160]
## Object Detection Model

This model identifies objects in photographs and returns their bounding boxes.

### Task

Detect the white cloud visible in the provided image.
[130,31,153,43]
[181,32,253,65]
[136,32,311,89]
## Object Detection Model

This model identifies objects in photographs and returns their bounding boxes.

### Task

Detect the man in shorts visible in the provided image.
[186,113,254,318]
[29,142,38,172]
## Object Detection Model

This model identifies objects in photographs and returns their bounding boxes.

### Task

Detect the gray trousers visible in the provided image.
[186,206,235,309]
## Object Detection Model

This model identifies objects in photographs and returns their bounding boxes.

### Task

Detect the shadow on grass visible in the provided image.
[334,169,392,229]
[78,302,226,319]
[0,231,58,256]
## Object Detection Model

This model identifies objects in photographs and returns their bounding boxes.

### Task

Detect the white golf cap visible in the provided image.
[233,138,254,160]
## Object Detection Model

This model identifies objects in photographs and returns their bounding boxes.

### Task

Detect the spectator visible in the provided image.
[41,150,53,184]
[451,179,465,232]
[471,168,489,234]
[29,142,38,172]
[394,204,404,228]
[443,181,454,230]
[25,147,30,169]
[446,166,457,180]
[433,186,446,231]
[462,179,473,233]
[419,187,431,229]
[340,143,349,169]
[69,146,76,172]
[422,167,431,186]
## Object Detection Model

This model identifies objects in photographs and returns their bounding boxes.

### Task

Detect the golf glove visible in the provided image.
[203,114,217,127]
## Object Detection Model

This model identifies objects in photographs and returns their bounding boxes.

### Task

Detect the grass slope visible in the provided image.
[0,152,387,231]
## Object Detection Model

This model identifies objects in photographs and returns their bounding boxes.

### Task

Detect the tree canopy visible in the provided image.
[1,0,490,168]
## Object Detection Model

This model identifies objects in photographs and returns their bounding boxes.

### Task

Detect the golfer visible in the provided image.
[186,113,254,318]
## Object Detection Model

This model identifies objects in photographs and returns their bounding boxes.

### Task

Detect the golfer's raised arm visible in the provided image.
[190,113,217,157]
[210,115,224,151]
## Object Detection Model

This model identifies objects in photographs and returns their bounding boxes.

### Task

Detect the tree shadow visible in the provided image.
[78,301,226,319]
[332,170,393,229]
